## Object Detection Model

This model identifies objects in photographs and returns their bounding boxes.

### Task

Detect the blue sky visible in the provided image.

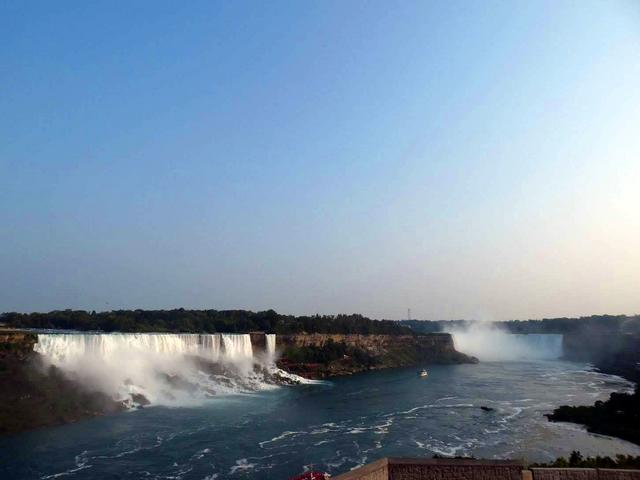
[1,1,639,319]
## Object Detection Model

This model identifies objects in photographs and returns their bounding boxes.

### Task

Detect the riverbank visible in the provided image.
[3,360,637,479]
[546,331,640,446]
[276,333,478,379]
[0,330,476,434]
[546,384,640,446]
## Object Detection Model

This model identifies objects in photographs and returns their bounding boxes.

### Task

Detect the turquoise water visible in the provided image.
[2,361,639,479]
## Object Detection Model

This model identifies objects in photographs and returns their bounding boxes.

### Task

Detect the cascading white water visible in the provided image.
[200,334,221,361]
[510,333,563,358]
[220,334,253,360]
[265,334,276,358]
[35,333,203,360]
[34,333,250,362]
[34,332,296,407]
[447,323,563,361]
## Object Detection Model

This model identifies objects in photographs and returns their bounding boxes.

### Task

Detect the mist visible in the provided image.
[446,323,563,361]
[34,333,296,407]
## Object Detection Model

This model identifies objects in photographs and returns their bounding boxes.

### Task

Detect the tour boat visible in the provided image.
[418,369,428,378]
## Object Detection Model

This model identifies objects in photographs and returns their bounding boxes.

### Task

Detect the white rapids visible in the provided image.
[34,333,302,407]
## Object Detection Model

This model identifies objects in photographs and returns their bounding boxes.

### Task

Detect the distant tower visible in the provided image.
[408,308,412,321]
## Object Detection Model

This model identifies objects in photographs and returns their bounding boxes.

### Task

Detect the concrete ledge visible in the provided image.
[596,470,640,480]
[334,460,640,480]
[333,458,388,480]
[334,458,523,480]
[530,469,640,480]
[531,468,597,480]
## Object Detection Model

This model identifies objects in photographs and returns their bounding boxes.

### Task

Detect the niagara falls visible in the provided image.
[3,1,640,479]
[32,333,289,407]
[2,318,640,479]
[447,325,564,362]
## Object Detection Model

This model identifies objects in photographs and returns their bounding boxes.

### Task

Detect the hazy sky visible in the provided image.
[1,1,639,320]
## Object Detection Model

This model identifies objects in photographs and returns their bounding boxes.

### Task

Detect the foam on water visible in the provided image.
[5,359,640,480]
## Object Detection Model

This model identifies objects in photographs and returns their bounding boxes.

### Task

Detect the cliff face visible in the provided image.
[0,330,124,436]
[564,332,640,383]
[546,384,640,446]
[592,334,640,383]
[0,330,37,361]
[277,333,477,379]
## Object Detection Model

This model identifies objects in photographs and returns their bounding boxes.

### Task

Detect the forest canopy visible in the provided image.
[0,309,416,335]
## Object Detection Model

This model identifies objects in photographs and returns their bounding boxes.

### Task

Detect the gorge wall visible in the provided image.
[563,332,640,382]
[0,330,36,361]
[0,330,476,434]
[0,331,288,435]
[277,332,477,378]
[0,330,125,435]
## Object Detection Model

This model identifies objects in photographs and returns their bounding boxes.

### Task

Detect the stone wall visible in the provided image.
[530,469,640,480]
[334,458,522,480]
[531,468,598,480]
[597,470,640,480]
[332,458,388,480]
[333,459,640,480]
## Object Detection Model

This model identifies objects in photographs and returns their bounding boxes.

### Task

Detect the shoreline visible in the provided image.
[3,328,637,447]
[546,383,640,446]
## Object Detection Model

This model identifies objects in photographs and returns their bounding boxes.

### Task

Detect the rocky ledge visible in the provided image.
[277,333,478,379]
[546,384,640,446]
[0,330,125,435]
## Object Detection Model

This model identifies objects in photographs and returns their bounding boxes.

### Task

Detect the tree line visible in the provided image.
[0,309,416,335]
[399,315,640,335]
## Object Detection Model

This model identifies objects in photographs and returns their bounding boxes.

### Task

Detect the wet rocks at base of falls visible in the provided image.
[117,355,304,408]
[130,393,151,407]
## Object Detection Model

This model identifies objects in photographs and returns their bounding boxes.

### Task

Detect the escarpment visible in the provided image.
[563,331,640,382]
[0,330,124,435]
[277,333,478,379]
[0,329,477,434]
[0,330,37,361]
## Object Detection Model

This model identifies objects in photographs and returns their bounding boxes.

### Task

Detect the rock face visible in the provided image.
[0,330,124,435]
[277,333,477,379]
[546,384,640,446]
[564,332,640,382]
[0,330,37,361]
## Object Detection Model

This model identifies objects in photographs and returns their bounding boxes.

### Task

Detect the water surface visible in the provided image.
[1,360,638,479]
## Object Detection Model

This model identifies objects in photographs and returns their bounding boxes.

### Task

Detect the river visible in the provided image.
[1,359,638,480]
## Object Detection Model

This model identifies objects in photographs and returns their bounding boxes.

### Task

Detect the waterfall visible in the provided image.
[265,334,276,357]
[447,323,564,361]
[510,333,563,359]
[35,333,261,363]
[200,334,221,361]
[33,332,295,407]
[221,334,253,360]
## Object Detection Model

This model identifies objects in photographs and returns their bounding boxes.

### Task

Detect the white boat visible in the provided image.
[418,369,428,378]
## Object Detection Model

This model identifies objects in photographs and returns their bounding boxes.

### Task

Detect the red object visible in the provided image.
[289,472,328,480]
